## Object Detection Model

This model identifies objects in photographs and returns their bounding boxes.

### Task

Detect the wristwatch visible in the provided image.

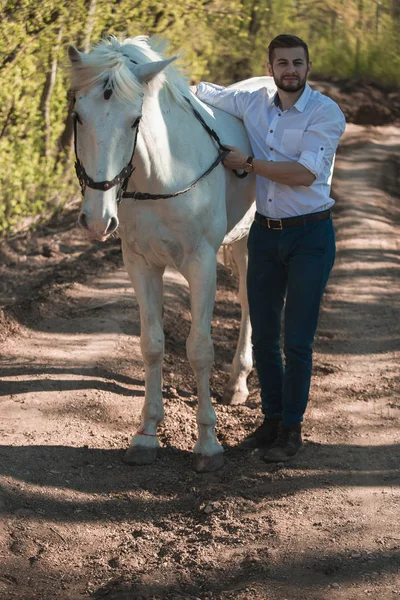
[243,155,254,173]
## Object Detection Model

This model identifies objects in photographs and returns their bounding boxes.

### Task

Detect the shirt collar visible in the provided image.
[270,83,312,113]
[294,83,312,112]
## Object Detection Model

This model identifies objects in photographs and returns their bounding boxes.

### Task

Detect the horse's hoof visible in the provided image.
[123,446,158,465]
[221,389,248,406]
[192,452,224,473]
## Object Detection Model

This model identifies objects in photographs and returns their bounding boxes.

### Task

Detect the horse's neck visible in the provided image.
[132,91,207,193]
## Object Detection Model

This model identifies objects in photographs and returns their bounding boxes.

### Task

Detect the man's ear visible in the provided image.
[307,61,313,76]
[267,62,273,77]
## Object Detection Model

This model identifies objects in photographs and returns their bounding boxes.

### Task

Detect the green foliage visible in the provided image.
[1,0,400,234]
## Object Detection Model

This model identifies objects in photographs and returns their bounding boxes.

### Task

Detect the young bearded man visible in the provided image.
[195,34,346,462]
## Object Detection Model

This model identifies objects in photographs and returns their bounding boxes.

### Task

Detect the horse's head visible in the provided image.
[68,39,175,241]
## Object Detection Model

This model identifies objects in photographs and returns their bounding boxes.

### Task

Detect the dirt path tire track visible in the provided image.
[0,124,399,600]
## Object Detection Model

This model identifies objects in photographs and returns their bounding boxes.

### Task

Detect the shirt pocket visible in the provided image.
[280,128,304,155]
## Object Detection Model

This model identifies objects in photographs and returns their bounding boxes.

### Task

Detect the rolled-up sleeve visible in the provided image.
[197,82,251,119]
[298,103,346,179]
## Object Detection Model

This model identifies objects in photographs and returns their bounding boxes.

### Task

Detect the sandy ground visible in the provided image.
[0,123,399,600]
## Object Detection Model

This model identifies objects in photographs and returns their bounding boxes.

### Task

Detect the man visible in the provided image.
[195,34,346,462]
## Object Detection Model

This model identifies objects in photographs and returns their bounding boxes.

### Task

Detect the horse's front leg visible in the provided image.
[123,258,165,465]
[183,245,224,473]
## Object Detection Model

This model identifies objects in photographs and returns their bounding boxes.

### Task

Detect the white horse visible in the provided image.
[68,36,267,472]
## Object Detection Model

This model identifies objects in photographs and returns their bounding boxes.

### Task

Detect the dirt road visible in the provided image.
[0,123,399,600]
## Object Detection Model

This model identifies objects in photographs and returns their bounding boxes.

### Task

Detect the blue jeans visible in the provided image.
[247,216,336,427]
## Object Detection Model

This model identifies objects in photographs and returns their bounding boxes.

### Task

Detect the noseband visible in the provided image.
[73,95,247,204]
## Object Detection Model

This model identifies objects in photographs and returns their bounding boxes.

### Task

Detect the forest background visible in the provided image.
[1,0,400,235]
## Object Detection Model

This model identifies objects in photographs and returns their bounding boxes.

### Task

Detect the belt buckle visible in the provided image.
[267,218,282,230]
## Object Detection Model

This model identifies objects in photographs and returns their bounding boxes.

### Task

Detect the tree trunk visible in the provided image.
[354,0,364,76]
[40,27,63,162]
[231,0,260,81]
[375,1,382,34]
[391,0,400,19]
[56,96,75,166]
[84,0,97,52]
[0,103,15,140]
[56,0,97,168]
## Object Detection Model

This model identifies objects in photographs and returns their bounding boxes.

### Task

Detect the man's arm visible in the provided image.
[222,102,346,188]
[222,146,316,187]
[195,82,251,119]
[297,103,346,181]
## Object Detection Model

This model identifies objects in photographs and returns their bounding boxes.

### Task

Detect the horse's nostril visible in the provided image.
[79,212,89,230]
[106,216,119,235]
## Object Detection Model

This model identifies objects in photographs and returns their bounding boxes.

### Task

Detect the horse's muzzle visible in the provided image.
[78,212,119,241]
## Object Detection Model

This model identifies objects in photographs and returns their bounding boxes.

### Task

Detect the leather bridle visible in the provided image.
[73,96,247,204]
[73,113,141,204]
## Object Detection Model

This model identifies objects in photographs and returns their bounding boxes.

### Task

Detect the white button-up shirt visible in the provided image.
[197,81,346,219]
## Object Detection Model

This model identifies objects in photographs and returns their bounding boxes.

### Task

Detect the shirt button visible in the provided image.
[278,113,281,116]
[268,198,272,202]
[270,147,273,151]
[269,130,273,133]
[320,146,324,150]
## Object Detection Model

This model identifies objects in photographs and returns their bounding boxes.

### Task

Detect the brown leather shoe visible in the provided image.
[262,423,303,462]
[239,418,281,449]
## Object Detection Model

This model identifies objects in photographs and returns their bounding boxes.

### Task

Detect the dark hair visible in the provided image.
[268,34,309,65]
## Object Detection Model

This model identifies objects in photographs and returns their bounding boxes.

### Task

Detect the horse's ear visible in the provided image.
[68,46,83,65]
[134,57,177,84]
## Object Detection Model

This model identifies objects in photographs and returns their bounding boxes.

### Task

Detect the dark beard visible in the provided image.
[275,78,306,93]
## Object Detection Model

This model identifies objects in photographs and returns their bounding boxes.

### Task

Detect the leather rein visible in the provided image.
[73,96,247,204]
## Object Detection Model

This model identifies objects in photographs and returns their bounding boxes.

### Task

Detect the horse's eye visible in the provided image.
[131,117,141,129]
[73,112,83,125]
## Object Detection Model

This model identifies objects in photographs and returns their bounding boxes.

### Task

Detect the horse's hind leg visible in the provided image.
[122,259,165,465]
[183,245,224,473]
[222,236,253,405]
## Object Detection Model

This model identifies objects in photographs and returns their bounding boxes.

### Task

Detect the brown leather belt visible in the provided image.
[254,209,331,231]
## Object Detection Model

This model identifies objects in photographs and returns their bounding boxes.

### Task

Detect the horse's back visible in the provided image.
[228,75,276,93]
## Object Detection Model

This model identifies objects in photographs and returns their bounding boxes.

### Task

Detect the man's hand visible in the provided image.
[221,145,248,170]
[221,145,315,186]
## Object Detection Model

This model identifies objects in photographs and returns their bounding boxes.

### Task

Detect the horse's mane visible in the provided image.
[69,36,190,110]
